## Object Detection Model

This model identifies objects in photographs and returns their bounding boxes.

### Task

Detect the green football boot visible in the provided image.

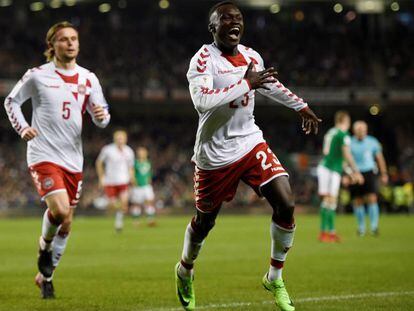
[262,274,295,311]
[175,262,195,311]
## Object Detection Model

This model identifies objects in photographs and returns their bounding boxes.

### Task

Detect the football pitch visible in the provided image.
[0,213,413,311]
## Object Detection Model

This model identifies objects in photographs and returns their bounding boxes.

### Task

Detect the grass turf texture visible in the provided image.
[0,214,413,311]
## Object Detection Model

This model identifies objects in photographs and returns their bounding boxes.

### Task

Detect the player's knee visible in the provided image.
[60,219,72,234]
[192,217,216,239]
[58,208,71,222]
[283,202,295,221]
[353,197,364,205]
[366,194,377,204]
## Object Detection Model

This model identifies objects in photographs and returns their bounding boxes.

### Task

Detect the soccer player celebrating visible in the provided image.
[174,2,321,311]
[4,22,110,298]
[350,121,388,236]
[96,130,135,232]
[130,147,156,226]
[317,111,362,243]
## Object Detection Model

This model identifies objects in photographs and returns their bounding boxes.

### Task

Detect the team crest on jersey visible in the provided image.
[78,84,87,95]
[42,177,55,190]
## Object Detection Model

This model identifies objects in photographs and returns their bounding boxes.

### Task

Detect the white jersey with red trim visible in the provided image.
[4,62,110,172]
[97,143,134,186]
[187,43,308,170]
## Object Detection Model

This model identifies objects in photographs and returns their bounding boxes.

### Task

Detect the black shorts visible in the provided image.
[349,170,378,198]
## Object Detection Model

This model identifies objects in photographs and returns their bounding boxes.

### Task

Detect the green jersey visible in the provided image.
[134,160,152,186]
[320,127,350,173]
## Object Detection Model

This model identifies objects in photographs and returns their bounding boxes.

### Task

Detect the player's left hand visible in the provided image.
[92,104,106,122]
[298,107,322,135]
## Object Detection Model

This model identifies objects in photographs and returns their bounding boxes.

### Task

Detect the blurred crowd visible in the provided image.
[0,113,413,212]
[0,2,413,89]
[1,1,413,212]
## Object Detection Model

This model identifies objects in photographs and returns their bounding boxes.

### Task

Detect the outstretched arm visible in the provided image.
[255,55,321,134]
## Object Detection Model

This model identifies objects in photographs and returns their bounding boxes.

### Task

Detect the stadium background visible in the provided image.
[1,0,413,215]
[1,1,414,311]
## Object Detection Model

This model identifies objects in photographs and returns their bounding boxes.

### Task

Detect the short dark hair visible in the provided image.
[208,1,237,19]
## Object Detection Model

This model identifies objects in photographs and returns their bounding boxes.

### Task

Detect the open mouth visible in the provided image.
[228,27,240,40]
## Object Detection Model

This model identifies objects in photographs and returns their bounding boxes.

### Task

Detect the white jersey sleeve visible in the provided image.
[4,69,34,136]
[187,46,251,113]
[255,53,308,111]
[86,73,110,128]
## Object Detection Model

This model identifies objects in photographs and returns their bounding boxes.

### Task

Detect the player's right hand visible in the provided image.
[20,127,38,141]
[353,172,365,185]
[244,62,277,90]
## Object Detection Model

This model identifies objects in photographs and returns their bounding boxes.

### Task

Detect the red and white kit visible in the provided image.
[4,62,110,205]
[187,43,308,211]
[97,143,134,198]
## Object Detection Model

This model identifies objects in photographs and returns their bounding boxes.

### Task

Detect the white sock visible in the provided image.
[41,209,61,250]
[52,231,70,267]
[178,222,204,279]
[115,211,124,229]
[268,221,295,281]
[268,265,283,281]
[178,263,193,279]
[145,205,156,217]
[181,223,204,264]
[131,206,142,218]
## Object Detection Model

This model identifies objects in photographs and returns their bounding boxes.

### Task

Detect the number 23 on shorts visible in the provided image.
[256,148,281,171]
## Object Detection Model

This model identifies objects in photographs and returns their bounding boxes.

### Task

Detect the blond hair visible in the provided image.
[334,110,350,125]
[44,21,77,62]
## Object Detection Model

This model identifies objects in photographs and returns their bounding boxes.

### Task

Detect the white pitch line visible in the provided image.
[149,290,414,311]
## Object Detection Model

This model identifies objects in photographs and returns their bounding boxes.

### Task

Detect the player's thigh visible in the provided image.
[119,189,129,210]
[317,165,331,196]
[145,186,155,202]
[130,187,144,205]
[44,191,71,217]
[261,175,294,209]
[242,143,288,197]
[327,170,341,198]
[62,171,83,207]
[350,183,364,203]
[194,166,240,213]
[363,172,379,203]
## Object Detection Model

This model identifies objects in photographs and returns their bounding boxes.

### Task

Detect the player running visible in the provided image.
[350,121,388,236]
[317,111,362,243]
[174,2,321,311]
[4,22,110,298]
[130,147,157,227]
[96,130,135,232]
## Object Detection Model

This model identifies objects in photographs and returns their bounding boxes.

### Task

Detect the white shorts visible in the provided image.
[130,185,154,204]
[317,165,341,197]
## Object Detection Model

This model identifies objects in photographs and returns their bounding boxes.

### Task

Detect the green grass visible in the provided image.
[0,214,413,310]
